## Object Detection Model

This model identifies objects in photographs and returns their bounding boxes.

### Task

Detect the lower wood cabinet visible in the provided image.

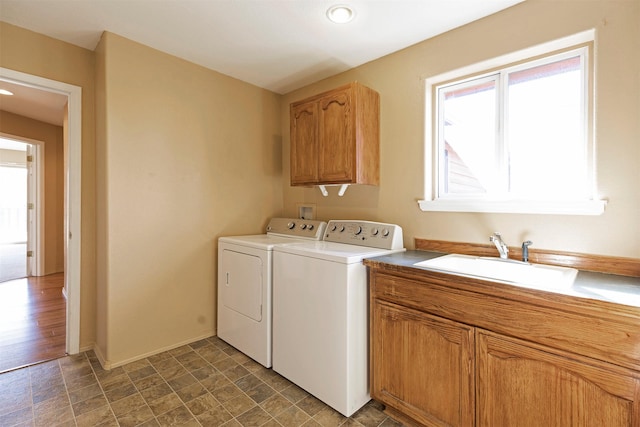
[371,300,474,427]
[369,268,640,427]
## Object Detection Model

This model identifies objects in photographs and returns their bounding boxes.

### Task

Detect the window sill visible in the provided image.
[418,199,607,215]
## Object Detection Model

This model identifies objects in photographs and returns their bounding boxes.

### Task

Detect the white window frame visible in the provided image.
[419,30,606,215]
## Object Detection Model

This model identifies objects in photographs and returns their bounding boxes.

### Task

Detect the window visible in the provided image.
[420,31,606,215]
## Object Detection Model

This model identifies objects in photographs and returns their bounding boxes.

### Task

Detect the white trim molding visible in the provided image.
[418,198,607,215]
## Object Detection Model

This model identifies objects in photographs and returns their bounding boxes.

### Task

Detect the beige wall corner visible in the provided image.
[95,32,283,365]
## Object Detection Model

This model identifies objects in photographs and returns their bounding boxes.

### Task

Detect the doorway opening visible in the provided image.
[0,134,66,373]
[0,68,82,364]
[0,139,28,281]
[0,136,45,282]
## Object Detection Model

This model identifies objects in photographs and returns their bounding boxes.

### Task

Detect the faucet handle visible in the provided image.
[490,232,509,259]
[490,232,504,244]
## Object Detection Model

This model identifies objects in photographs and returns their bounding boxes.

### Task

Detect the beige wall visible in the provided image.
[95,32,283,366]
[0,111,65,273]
[281,0,640,259]
[0,21,97,349]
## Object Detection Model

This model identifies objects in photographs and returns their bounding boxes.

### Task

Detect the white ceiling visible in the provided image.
[0,0,523,125]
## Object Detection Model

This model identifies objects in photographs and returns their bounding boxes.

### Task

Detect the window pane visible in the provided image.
[507,55,586,198]
[440,78,497,195]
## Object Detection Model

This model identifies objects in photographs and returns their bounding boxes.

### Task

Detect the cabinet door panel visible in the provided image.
[477,331,640,427]
[372,300,474,427]
[318,90,353,183]
[290,101,318,184]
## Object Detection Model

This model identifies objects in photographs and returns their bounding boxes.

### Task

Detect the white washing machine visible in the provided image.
[272,220,404,417]
[217,217,326,368]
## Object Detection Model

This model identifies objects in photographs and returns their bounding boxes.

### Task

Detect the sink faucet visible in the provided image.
[490,232,509,259]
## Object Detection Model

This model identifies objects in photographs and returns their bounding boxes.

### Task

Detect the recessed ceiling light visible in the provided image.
[0,89,14,96]
[326,5,355,24]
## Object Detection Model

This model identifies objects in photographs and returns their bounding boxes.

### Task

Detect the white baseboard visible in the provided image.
[91,343,109,369]
[87,331,215,370]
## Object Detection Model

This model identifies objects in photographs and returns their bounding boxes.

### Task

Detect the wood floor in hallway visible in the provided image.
[0,273,66,373]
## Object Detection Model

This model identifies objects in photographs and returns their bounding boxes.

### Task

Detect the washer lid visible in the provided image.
[219,234,312,250]
[273,241,406,264]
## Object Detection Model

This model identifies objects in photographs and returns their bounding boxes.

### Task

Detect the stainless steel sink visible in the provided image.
[414,254,578,288]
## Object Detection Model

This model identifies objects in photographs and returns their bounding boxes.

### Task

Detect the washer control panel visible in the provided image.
[324,220,404,250]
[266,218,327,240]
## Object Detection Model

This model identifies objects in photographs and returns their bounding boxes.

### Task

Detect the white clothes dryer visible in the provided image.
[272,220,404,417]
[217,218,326,368]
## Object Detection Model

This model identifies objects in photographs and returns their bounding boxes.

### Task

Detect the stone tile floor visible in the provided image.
[0,336,405,426]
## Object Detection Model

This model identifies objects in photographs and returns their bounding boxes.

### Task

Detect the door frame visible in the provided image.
[0,67,82,354]
[26,142,44,276]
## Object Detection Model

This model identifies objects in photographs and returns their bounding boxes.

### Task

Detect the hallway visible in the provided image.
[0,273,66,373]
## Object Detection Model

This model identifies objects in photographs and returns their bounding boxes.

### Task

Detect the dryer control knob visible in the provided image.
[354,226,363,235]
[382,229,390,237]
[371,228,379,236]
[300,224,307,230]
[287,222,296,229]
[308,224,314,230]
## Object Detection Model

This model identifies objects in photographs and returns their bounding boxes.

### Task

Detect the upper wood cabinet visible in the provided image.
[290,82,380,186]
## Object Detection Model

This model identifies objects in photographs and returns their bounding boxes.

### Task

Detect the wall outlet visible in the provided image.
[297,204,316,220]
